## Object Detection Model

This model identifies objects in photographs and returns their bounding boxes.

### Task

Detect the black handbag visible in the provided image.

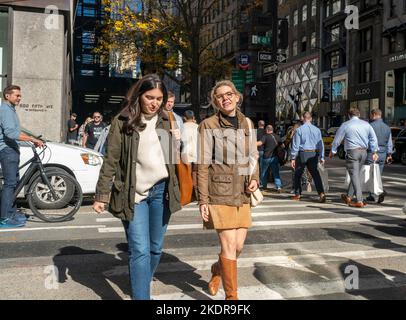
[271,134,287,166]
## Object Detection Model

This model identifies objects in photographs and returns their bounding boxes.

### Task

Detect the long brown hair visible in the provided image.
[121,74,168,134]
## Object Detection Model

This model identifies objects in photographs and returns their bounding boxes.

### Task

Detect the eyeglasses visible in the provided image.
[94,116,101,119]
[215,92,235,101]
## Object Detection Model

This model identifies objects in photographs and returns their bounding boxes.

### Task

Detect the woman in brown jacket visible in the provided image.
[197,80,259,300]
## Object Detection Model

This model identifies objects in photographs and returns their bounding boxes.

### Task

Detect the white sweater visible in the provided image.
[134,114,168,203]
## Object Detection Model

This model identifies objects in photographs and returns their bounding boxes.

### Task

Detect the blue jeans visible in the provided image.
[261,156,282,189]
[122,179,170,300]
[0,147,20,219]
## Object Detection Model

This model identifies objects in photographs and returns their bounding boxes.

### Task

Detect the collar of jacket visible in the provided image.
[217,110,249,131]
[118,107,169,129]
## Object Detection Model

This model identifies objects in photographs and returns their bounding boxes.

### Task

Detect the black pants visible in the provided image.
[294,152,324,196]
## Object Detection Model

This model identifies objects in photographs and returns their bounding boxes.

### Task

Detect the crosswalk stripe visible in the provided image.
[0,225,106,233]
[180,203,401,212]
[97,214,404,233]
[96,207,402,222]
[102,247,406,277]
[152,275,406,300]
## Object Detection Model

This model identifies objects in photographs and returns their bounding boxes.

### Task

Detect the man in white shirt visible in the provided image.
[181,110,199,164]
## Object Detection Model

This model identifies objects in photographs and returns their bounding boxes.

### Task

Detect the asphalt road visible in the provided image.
[0,158,405,300]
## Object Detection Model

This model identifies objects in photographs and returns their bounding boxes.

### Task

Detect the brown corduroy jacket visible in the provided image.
[197,110,260,207]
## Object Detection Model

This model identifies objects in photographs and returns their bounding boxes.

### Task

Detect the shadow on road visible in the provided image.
[53,245,130,300]
[153,252,212,300]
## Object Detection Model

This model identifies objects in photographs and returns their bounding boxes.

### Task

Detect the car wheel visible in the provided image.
[29,172,75,209]
[401,150,406,166]
[338,146,346,159]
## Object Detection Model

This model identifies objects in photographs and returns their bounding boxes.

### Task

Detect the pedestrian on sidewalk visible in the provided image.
[0,85,44,228]
[257,125,283,192]
[291,112,326,203]
[78,117,92,147]
[163,91,184,134]
[366,109,392,204]
[197,80,259,300]
[330,107,379,208]
[256,120,265,187]
[82,112,107,150]
[92,74,181,300]
[66,113,79,145]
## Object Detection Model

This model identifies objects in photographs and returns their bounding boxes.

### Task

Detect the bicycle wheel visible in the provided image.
[27,172,83,222]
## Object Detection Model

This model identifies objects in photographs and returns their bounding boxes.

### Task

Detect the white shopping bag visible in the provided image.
[317,163,329,193]
[344,164,383,195]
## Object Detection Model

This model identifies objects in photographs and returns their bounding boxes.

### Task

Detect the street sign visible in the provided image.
[238,54,250,70]
[252,35,272,46]
[263,63,278,75]
[246,70,255,84]
[276,53,287,63]
[232,70,246,92]
[258,51,273,63]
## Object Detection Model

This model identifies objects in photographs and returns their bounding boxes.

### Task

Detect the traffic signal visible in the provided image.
[278,19,288,49]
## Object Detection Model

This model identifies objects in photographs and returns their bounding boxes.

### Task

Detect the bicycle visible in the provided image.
[0,141,83,222]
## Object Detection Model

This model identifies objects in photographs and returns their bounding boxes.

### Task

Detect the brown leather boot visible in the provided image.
[208,258,221,296]
[219,255,238,300]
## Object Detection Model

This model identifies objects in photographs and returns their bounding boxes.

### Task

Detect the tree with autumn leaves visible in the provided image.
[95,0,238,117]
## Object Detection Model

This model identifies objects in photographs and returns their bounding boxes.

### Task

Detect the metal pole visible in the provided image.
[330,68,333,128]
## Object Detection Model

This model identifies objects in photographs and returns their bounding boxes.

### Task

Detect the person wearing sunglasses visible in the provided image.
[197,80,259,300]
[82,112,107,150]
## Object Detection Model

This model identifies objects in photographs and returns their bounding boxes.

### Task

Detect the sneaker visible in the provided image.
[12,213,27,223]
[0,218,25,229]
[366,195,375,202]
[276,187,282,193]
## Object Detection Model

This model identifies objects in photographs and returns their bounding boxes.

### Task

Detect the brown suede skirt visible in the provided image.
[204,204,252,230]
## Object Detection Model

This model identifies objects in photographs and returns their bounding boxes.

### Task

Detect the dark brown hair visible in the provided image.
[3,85,21,99]
[121,74,168,134]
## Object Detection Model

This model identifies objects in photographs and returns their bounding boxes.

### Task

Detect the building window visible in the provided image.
[360,60,372,83]
[302,36,307,52]
[311,32,316,48]
[332,0,341,15]
[312,0,317,16]
[389,34,397,53]
[390,0,396,18]
[330,25,340,43]
[325,2,330,18]
[330,50,340,69]
[302,5,307,22]
[360,27,372,52]
[293,40,298,55]
[293,9,298,25]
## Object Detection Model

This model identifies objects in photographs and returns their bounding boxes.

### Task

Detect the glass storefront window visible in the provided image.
[0,9,9,104]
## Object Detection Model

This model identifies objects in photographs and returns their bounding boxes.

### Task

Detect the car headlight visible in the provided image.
[81,153,102,166]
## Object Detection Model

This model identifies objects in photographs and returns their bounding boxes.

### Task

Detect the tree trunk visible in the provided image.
[190,39,201,119]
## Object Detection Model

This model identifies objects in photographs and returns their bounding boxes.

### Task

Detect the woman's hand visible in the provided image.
[93,201,106,214]
[246,180,259,193]
[199,204,209,222]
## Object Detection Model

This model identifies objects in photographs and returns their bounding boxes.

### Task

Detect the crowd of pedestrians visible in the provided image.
[1,76,396,301]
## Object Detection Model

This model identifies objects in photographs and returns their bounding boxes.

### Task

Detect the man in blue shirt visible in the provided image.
[330,107,378,208]
[291,112,326,203]
[366,109,392,203]
[0,85,44,228]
